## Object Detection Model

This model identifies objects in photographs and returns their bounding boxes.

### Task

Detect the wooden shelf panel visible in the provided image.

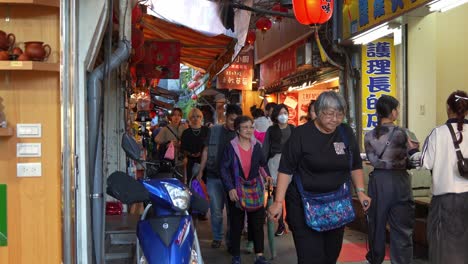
[0,0,59,7]
[0,61,59,72]
[0,127,14,137]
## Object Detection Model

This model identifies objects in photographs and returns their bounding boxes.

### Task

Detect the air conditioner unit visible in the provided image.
[296,42,312,68]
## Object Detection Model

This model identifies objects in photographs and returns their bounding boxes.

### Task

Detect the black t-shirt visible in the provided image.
[181,126,209,163]
[204,125,237,178]
[279,122,362,193]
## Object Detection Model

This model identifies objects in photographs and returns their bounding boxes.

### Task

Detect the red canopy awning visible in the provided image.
[139,15,237,78]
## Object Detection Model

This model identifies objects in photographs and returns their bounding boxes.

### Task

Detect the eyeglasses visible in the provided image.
[321,111,345,120]
[240,125,255,131]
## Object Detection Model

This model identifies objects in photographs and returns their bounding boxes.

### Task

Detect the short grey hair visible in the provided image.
[314,91,347,114]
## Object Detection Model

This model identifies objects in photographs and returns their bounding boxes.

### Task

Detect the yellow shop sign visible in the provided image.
[343,0,431,39]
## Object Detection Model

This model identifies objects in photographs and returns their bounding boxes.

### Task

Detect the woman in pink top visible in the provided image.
[220,116,272,264]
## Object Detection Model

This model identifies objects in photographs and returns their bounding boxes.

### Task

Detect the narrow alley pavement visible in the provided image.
[197,210,430,264]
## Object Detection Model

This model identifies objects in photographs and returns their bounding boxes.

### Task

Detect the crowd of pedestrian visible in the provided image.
[145,89,467,264]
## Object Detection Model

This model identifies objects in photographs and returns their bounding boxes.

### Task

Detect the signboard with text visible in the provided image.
[217,50,253,90]
[361,38,397,142]
[297,89,327,124]
[342,0,430,40]
[260,40,306,87]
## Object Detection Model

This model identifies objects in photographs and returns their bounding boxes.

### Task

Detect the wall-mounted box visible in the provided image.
[16,124,42,138]
[17,143,42,157]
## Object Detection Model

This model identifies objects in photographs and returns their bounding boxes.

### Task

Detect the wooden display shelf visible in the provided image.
[0,127,14,137]
[0,61,59,72]
[0,0,59,7]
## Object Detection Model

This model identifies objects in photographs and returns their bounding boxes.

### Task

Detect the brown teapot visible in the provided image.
[24,41,51,61]
[0,31,15,51]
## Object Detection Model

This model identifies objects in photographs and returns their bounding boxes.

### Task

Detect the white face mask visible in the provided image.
[277,114,288,124]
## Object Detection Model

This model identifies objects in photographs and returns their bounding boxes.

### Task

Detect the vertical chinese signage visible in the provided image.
[0,184,6,246]
[217,50,253,90]
[342,0,430,39]
[362,38,396,140]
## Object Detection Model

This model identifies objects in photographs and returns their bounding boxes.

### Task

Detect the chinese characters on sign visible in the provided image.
[343,0,430,39]
[260,40,306,87]
[217,50,253,90]
[361,38,396,141]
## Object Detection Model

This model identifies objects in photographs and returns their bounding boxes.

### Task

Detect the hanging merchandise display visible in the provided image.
[136,40,181,79]
[292,0,334,25]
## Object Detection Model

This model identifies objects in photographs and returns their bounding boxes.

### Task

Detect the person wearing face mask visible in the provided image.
[262,104,295,236]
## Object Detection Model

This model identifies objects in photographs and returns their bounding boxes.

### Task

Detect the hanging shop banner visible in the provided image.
[297,89,328,124]
[260,40,307,87]
[136,40,181,79]
[342,0,431,40]
[279,92,299,126]
[217,50,253,90]
[0,184,6,246]
[361,37,397,141]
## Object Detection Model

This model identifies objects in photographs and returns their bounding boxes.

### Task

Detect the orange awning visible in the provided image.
[139,14,237,78]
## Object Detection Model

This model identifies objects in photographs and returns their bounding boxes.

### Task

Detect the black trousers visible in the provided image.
[428,192,468,264]
[228,200,265,256]
[285,184,345,264]
[366,169,414,264]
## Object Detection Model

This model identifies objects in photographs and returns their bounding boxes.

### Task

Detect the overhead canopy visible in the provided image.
[140,14,237,78]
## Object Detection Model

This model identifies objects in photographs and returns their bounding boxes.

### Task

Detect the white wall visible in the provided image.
[407,4,468,142]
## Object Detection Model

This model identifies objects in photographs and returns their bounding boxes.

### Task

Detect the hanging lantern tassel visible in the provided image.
[314,30,327,63]
[314,30,344,70]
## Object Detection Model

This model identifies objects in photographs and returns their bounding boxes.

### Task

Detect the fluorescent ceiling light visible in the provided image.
[351,23,400,45]
[393,27,402,45]
[428,0,468,12]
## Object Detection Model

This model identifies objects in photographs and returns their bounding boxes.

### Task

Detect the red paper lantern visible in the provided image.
[292,0,334,25]
[191,94,198,100]
[245,30,256,45]
[272,3,288,22]
[255,17,272,32]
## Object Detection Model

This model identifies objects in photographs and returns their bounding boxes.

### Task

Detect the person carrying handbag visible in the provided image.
[364,95,420,264]
[268,91,370,264]
[220,116,273,264]
[421,90,468,264]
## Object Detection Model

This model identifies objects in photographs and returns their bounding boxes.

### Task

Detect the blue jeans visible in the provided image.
[207,177,228,242]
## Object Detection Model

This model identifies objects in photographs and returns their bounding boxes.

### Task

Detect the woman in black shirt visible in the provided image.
[268,91,370,264]
[181,108,209,184]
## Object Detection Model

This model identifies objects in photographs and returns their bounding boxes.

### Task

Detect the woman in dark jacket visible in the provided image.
[221,116,272,264]
[262,104,294,236]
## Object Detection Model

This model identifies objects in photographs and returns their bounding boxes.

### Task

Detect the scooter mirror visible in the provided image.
[121,133,141,161]
[190,191,209,214]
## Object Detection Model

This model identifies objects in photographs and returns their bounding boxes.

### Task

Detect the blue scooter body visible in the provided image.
[137,178,196,264]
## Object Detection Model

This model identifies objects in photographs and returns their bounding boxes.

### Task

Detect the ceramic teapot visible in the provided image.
[0,31,15,51]
[24,41,51,61]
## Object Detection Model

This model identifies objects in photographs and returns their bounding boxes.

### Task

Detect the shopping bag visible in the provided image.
[164,142,175,160]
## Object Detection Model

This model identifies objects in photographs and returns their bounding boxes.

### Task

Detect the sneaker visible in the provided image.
[275,225,285,236]
[211,240,222,248]
[254,255,270,264]
[231,255,241,264]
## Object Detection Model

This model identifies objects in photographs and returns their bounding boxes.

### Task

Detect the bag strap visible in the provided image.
[378,126,397,159]
[446,123,466,161]
[166,126,180,141]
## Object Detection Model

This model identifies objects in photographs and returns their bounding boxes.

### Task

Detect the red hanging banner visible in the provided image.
[136,40,181,79]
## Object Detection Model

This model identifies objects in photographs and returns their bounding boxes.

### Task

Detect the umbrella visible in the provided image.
[266,183,276,260]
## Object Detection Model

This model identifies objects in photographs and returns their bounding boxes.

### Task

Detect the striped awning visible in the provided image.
[140,14,237,78]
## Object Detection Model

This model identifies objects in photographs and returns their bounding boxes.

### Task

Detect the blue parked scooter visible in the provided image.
[107,133,208,264]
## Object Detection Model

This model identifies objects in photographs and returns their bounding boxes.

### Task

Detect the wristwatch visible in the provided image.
[356,187,366,194]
